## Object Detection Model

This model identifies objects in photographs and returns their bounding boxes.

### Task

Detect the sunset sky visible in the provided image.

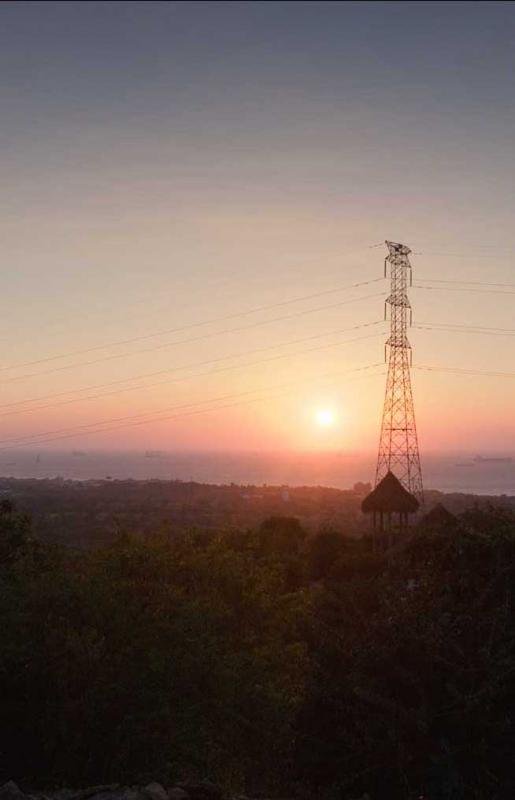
[1,1,515,454]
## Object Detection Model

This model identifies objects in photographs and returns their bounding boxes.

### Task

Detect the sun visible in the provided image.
[315,408,335,427]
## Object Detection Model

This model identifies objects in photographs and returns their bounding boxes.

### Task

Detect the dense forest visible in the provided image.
[1,477,513,549]
[1,493,515,799]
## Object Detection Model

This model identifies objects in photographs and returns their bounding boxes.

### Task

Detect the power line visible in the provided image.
[415,365,515,379]
[5,359,511,452]
[416,321,515,333]
[0,365,386,450]
[0,277,385,374]
[0,334,383,437]
[413,284,515,296]
[415,250,515,259]
[413,323,515,338]
[417,278,515,290]
[0,322,385,418]
[0,291,387,385]
[0,242,383,341]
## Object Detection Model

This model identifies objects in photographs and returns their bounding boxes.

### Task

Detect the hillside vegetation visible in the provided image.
[1,498,514,799]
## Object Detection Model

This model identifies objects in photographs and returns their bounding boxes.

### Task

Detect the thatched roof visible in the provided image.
[420,503,457,528]
[361,471,419,514]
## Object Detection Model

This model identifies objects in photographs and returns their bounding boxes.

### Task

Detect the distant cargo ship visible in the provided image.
[473,455,513,464]
[144,450,166,459]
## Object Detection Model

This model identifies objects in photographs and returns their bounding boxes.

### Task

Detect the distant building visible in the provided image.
[419,503,457,529]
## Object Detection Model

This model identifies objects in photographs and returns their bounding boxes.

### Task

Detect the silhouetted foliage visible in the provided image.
[0,500,32,565]
[0,503,515,799]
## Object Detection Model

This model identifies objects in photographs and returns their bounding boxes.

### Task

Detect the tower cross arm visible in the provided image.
[385,240,412,257]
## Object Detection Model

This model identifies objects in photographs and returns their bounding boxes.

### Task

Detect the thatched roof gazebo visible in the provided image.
[362,471,419,545]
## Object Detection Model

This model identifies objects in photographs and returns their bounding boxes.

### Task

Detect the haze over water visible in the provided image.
[1,450,513,495]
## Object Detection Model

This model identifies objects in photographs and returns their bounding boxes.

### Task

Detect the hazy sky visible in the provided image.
[1,1,515,454]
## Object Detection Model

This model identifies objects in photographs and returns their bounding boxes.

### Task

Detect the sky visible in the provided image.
[1,0,515,456]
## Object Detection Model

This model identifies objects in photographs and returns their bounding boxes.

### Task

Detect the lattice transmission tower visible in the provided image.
[375,241,423,499]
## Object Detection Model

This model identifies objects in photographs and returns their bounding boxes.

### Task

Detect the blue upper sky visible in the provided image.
[3,2,514,239]
[1,5,512,184]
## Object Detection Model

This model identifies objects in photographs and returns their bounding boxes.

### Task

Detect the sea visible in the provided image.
[0,450,514,495]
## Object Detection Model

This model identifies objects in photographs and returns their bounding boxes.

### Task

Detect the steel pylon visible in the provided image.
[375,241,423,500]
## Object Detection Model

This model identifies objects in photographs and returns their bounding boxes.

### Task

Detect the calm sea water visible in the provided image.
[0,450,513,495]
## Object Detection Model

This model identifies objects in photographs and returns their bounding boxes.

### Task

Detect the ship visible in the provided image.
[473,455,513,464]
[144,450,166,459]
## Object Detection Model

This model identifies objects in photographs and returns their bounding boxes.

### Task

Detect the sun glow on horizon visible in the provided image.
[315,408,336,427]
